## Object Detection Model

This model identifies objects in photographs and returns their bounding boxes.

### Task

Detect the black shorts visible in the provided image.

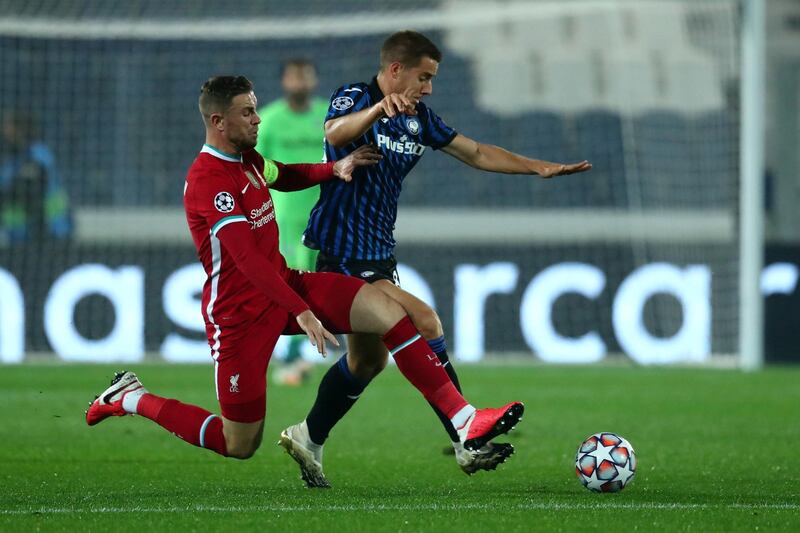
[316,252,400,287]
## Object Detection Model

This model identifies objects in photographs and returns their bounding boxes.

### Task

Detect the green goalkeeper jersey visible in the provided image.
[255,98,327,267]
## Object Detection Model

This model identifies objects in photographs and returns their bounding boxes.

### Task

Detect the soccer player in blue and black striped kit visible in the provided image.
[280,30,591,485]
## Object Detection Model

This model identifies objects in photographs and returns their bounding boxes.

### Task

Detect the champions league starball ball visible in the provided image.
[575,432,637,493]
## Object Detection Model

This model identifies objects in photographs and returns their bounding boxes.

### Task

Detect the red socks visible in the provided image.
[128,317,466,457]
[137,394,228,457]
[383,316,469,419]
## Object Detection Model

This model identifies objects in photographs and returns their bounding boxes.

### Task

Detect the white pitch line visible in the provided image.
[2,502,798,515]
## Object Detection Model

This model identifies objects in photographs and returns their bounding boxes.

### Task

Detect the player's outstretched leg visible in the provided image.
[379,314,524,452]
[281,282,523,486]
[426,341,516,473]
[86,371,230,457]
[371,280,516,475]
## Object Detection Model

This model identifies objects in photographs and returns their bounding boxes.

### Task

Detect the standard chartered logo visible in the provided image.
[248,199,275,229]
[249,199,273,219]
[376,133,425,156]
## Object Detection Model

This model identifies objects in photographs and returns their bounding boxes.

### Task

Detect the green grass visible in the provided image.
[1,363,798,532]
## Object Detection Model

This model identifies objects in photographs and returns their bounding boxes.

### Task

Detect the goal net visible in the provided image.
[0,0,742,366]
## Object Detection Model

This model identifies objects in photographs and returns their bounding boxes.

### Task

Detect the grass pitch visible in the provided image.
[1,363,798,532]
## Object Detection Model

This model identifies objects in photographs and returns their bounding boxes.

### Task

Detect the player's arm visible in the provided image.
[215,222,338,355]
[270,145,382,190]
[441,133,592,178]
[215,221,309,315]
[190,171,337,354]
[325,92,418,148]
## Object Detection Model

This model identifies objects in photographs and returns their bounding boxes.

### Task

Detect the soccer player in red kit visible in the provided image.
[85,76,524,486]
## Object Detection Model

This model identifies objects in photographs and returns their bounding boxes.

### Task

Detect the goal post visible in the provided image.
[739,0,766,371]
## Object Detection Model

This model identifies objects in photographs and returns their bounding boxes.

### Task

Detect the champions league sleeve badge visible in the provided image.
[331,96,355,111]
[406,117,420,135]
[214,191,235,213]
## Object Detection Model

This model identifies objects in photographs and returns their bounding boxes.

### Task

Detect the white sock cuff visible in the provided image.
[121,388,147,414]
[450,405,476,430]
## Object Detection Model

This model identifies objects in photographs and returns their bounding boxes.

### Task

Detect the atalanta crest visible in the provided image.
[406,117,420,135]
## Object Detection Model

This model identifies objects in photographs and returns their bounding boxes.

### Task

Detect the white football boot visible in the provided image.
[278,421,330,488]
[455,442,516,475]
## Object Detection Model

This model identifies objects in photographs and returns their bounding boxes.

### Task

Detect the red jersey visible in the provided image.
[184,144,335,347]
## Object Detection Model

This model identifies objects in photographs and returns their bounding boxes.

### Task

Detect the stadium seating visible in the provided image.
[632,111,694,208]
[574,110,627,207]
[3,1,735,211]
[692,110,737,207]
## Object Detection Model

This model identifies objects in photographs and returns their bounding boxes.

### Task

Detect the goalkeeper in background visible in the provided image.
[256,58,328,386]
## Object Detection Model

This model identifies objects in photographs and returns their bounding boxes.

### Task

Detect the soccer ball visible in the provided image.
[575,432,637,493]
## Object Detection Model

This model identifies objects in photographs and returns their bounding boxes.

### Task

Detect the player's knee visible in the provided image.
[364,355,388,378]
[379,294,406,327]
[412,307,443,340]
[227,438,260,460]
[224,429,263,460]
[349,351,388,380]
[358,283,405,325]
[228,449,252,460]
[351,283,406,334]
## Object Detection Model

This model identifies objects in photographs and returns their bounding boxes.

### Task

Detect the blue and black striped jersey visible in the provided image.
[303,77,457,260]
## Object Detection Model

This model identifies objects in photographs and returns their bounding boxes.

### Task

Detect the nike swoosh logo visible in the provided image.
[251,165,264,183]
[241,183,250,194]
[102,383,140,404]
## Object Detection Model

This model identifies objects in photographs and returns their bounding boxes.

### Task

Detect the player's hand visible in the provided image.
[333,144,382,182]
[295,310,339,357]
[376,92,418,118]
[534,160,592,179]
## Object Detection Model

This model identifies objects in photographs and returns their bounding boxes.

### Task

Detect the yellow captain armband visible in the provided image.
[263,159,279,185]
